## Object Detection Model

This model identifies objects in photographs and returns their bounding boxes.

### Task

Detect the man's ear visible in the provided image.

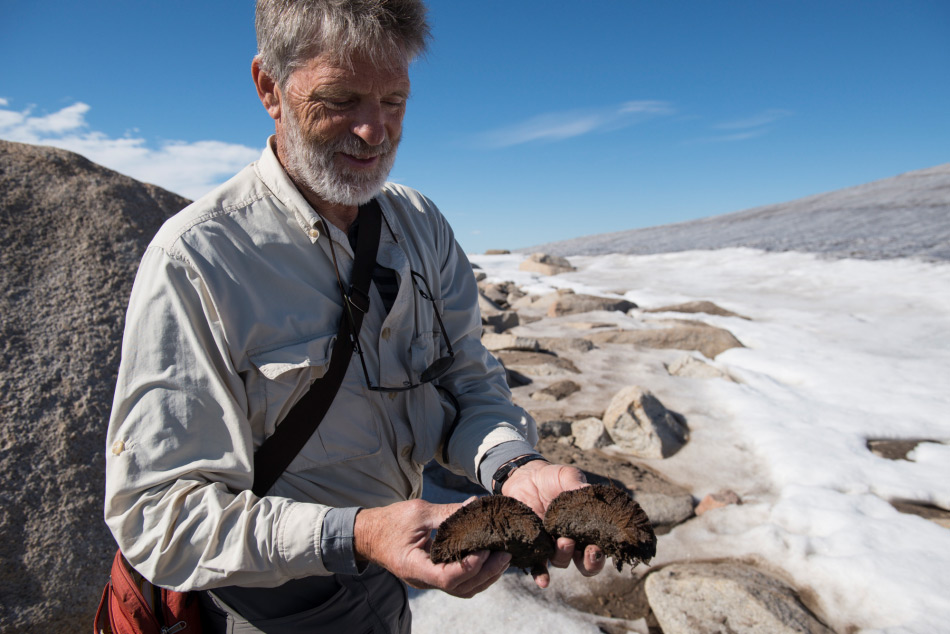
[252,58,282,121]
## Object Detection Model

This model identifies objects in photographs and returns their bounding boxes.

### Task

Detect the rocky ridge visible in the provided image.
[0,140,187,632]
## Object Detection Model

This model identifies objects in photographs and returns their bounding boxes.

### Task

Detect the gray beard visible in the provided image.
[281,107,399,206]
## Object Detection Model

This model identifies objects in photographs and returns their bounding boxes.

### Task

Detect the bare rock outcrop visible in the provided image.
[585,322,744,359]
[518,252,576,276]
[0,140,187,632]
[645,562,834,634]
[643,300,751,320]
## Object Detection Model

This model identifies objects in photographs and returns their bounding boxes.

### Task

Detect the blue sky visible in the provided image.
[2,0,947,254]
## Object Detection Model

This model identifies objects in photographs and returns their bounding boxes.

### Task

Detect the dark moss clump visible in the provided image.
[543,484,656,572]
[429,496,554,576]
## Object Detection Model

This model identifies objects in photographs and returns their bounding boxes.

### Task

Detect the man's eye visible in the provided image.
[324,99,354,110]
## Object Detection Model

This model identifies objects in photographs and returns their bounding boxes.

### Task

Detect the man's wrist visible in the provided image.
[492,454,547,495]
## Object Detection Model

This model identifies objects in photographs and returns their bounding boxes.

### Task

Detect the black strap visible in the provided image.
[251,199,382,497]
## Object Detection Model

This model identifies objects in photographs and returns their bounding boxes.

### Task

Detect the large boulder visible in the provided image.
[603,386,689,459]
[645,562,834,634]
[0,140,187,632]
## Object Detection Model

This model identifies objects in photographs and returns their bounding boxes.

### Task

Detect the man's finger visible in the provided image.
[550,536,575,568]
[573,544,605,577]
[448,551,511,598]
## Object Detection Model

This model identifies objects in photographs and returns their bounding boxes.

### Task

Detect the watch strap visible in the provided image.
[491,454,545,495]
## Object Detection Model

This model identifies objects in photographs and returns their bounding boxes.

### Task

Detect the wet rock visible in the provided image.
[890,500,950,529]
[430,496,554,576]
[495,350,581,377]
[543,485,657,572]
[538,420,574,439]
[643,300,751,320]
[571,417,612,450]
[695,489,742,515]
[537,438,695,529]
[603,386,689,459]
[547,294,637,318]
[645,562,834,634]
[519,253,576,276]
[564,321,615,330]
[585,323,744,359]
[531,379,581,402]
[482,310,519,334]
[866,438,942,461]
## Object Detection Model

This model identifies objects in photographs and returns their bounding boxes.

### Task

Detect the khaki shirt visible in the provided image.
[104,138,535,590]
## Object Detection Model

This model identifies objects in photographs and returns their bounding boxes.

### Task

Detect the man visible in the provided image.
[105,1,604,631]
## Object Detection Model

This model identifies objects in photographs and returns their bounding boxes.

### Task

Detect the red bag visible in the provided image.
[94,549,202,634]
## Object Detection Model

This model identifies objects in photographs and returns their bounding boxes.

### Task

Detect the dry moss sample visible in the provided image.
[430,496,555,576]
[543,484,657,572]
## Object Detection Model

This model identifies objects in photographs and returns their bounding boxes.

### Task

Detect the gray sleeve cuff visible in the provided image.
[477,441,544,492]
[320,507,361,575]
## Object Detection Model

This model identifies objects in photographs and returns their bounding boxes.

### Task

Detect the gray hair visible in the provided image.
[255,0,431,87]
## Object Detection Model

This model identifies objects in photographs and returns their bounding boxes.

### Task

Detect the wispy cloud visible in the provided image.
[0,99,261,199]
[714,108,793,130]
[476,100,674,148]
[688,108,794,144]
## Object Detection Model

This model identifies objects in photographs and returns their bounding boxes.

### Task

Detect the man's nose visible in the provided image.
[351,102,387,146]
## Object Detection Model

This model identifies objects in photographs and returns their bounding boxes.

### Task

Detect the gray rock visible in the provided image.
[518,252,576,276]
[477,290,505,317]
[667,354,735,381]
[585,323,744,359]
[571,417,611,450]
[603,386,689,459]
[547,294,637,317]
[530,379,581,402]
[0,140,188,632]
[645,562,834,634]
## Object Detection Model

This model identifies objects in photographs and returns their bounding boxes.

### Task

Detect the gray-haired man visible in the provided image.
[104,1,604,631]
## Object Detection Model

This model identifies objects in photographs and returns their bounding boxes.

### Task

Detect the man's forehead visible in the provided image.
[294,52,410,89]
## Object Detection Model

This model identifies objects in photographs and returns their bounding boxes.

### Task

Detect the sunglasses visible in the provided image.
[343,269,455,393]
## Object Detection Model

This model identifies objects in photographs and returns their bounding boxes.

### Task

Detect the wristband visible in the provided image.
[491,454,546,495]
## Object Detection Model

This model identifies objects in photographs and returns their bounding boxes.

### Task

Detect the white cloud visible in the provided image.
[477,100,674,148]
[714,108,793,130]
[0,100,261,200]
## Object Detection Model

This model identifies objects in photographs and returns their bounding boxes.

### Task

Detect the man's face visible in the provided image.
[277,53,411,207]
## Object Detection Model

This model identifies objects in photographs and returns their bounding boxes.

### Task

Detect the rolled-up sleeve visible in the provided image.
[104,245,332,590]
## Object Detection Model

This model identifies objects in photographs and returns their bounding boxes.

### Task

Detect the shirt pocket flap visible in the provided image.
[249,335,336,380]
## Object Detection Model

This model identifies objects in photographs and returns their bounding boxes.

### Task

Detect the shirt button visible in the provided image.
[381,327,391,340]
[401,446,411,458]
[308,228,320,239]
[111,440,125,456]
[388,392,397,400]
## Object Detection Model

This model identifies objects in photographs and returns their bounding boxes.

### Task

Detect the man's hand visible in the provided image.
[354,499,511,598]
[501,459,606,588]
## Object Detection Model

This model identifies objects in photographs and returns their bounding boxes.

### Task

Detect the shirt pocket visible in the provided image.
[249,335,381,466]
